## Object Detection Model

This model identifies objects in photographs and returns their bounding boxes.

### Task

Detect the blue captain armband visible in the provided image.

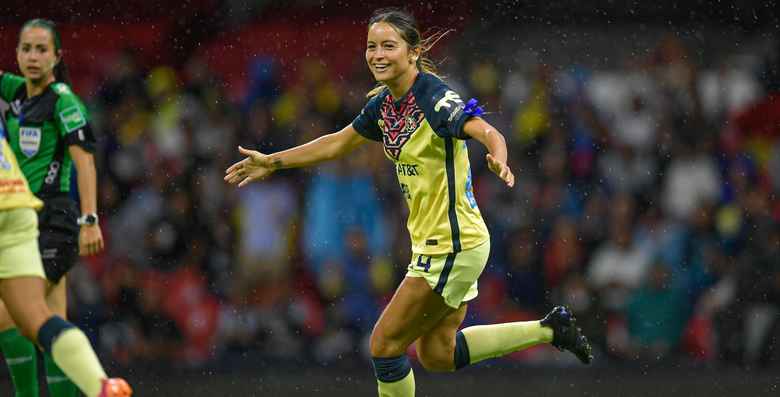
[463,98,485,117]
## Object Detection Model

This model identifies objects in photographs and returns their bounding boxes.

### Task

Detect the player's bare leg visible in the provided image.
[370,276,456,396]
[0,276,131,397]
[371,277,456,357]
[415,304,468,372]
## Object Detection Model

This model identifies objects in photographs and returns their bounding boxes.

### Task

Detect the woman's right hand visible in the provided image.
[224,146,278,187]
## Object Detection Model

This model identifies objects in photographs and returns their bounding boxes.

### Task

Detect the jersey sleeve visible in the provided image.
[0,72,25,103]
[351,93,383,142]
[426,82,472,139]
[53,85,96,152]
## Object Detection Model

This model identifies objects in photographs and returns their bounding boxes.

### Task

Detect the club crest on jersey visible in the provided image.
[405,116,418,133]
[19,127,41,157]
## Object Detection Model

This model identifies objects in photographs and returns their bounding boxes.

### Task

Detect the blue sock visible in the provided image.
[371,355,412,383]
[454,331,471,370]
[37,316,74,354]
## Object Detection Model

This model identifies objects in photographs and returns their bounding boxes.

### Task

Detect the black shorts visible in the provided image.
[38,196,80,284]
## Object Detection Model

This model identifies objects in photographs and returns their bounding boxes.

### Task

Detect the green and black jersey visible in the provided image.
[0,72,95,197]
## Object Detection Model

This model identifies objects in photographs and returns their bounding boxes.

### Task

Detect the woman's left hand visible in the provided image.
[486,153,515,188]
[79,225,104,256]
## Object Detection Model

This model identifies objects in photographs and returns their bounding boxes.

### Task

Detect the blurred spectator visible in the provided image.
[662,139,721,221]
[504,227,546,311]
[625,261,688,360]
[234,175,296,298]
[302,153,388,275]
[543,216,582,290]
[587,217,652,311]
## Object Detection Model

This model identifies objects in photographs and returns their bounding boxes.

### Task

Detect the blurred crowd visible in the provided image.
[56,27,780,372]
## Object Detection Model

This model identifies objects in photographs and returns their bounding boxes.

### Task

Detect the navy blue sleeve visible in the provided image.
[351,93,384,142]
[420,77,472,139]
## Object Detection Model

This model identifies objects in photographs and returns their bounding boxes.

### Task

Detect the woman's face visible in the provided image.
[365,22,417,84]
[17,27,59,83]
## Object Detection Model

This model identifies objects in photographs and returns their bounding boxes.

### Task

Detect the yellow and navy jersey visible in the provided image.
[0,121,43,211]
[352,72,489,255]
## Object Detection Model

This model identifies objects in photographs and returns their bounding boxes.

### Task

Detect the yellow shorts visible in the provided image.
[406,240,490,309]
[0,208,45,280]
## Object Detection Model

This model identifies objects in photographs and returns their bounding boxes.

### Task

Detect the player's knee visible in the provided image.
[15,303,51,342]
[369,330,407,357]
[417,345,455,372]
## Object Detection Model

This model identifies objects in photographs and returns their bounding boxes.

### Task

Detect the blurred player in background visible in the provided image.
[0,19,104,397]
[226,8,592,396]
[0,118,130,396]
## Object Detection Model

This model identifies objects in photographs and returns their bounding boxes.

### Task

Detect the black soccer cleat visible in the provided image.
[540,306,593,364]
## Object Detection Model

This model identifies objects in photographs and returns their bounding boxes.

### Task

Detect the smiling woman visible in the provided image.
[364,9,450,100]
[225,7,592,397]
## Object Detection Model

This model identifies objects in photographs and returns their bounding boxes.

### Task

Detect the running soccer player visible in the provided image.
[0,19,104,397]
[0,123,131,396]
[226,8,592,396]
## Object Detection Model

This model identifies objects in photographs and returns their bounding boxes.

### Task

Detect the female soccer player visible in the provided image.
[0,19,104,397]
[226,8,592,396]
[0,128,130,396]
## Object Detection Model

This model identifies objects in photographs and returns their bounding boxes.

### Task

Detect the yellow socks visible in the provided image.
[457,321,552,366]
[37,316,107,397]
[377,369,415,397]
[50,328,107,397]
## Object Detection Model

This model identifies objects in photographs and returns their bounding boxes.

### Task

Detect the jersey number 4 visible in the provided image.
[416,254,432,272]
